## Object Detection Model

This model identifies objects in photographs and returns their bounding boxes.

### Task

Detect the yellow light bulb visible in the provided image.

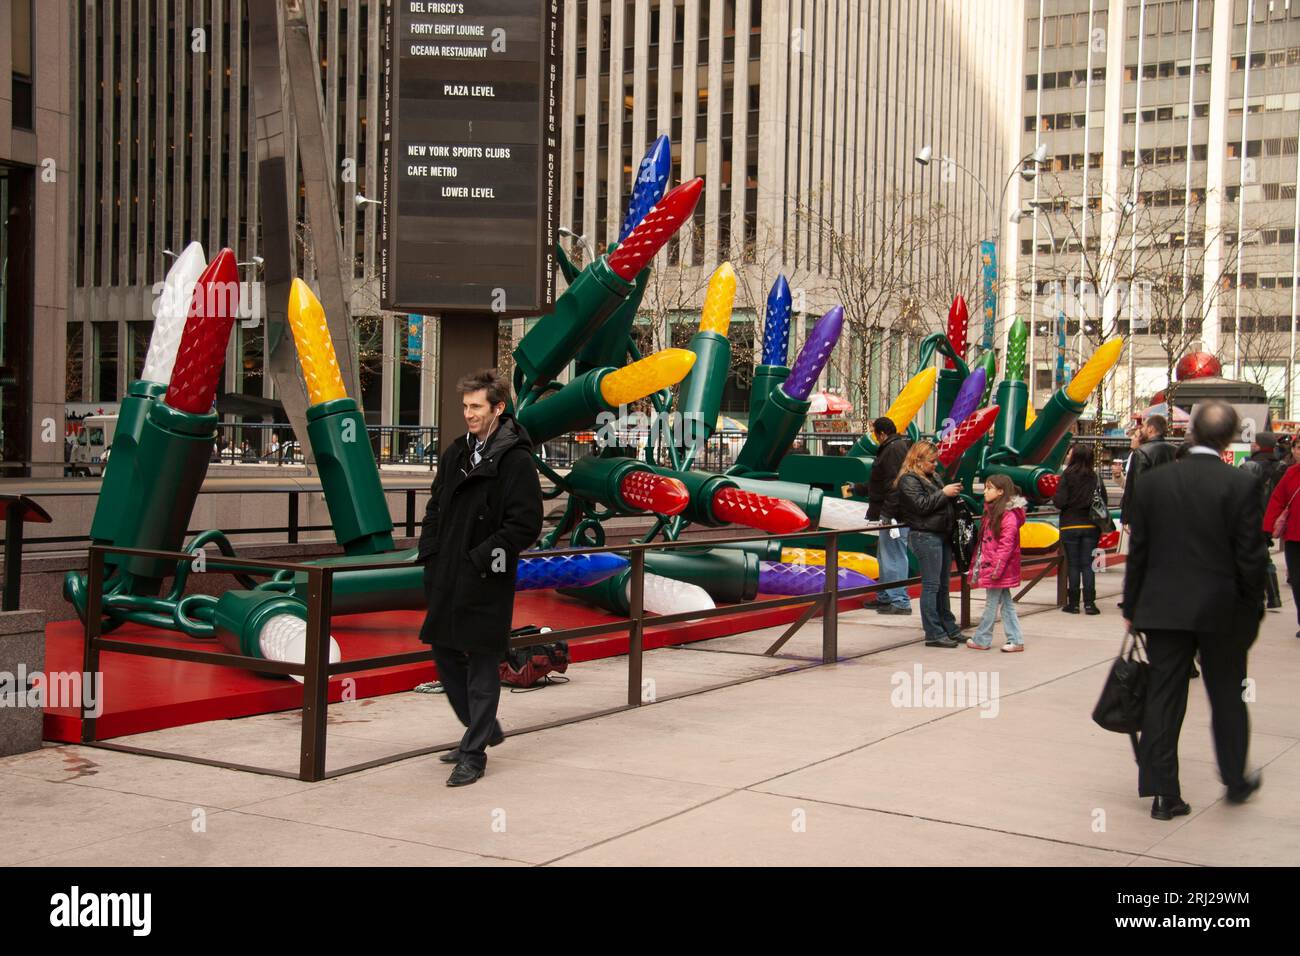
[600,348,697,406]
[287,278,347,405]
[1025,404,1038,430]
[882,367,937,432]
[698,262,736,336]
[1020,521,1060,550]
[780,547,880,580]
[1065,338,1124,403]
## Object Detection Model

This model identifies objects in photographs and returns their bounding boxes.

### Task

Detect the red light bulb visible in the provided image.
[606,178,704,280]
[946,296,968,369]
[1035,472,1061,498]
[936,405,999,469]
[165,248,240,414]
[618,471,689,516]
[710,486,810,534]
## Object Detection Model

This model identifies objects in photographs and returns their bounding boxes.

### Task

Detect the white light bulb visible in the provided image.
[258,613,342,684]
[816,495,869,531]
[630,573,716,615]
[141,241,206,385]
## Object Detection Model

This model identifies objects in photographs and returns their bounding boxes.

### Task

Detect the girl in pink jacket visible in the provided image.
[967,473,1027,652]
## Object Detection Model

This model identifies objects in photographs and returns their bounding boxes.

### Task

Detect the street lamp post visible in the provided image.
[916,143,1048,358]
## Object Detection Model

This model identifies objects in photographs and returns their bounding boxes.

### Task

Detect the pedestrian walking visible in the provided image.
[1123,400,1266,820]
[1053,442,1109,615]
[966,473,1026,652]
[1263,437,1300,638]
[418,369,544,787]
[895,441,963,647]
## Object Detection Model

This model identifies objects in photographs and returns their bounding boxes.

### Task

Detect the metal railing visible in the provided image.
[77,524,1095,782]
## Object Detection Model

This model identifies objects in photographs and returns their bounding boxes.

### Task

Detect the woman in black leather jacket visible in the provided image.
[1052,442,1108,614]
[894,440,964,647]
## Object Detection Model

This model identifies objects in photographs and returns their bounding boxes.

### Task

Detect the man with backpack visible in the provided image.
[1119,414,1176,528]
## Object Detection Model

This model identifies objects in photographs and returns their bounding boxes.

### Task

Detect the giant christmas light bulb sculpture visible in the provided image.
[618,134,673,243]
[91,242,207,567]
[947,366,987,431]
[518,348,696,446]
[882,366,938,433]
[945,296,969,369]
[287,279,395,555]
[565,455,693,517]
[936,405,1000,470]
[988,317,1032,459]
[750,274,795,424]
[576,135,675,373]
[675,263,737,457]
[780,547,881,581]
[113,249,241,582]
[516,178,702,395]
[710,486,810,534]
[1017,337,1124,465]
[731,305,844,476]
[1005,317,1029,381]
[758,561,874,596]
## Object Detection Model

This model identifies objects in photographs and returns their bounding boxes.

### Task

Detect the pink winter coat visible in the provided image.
[976,500,1026,589]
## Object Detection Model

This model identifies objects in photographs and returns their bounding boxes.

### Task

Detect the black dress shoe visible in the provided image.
[438,727,506,763]
[1061,604,1080,614]
[1151,795,1191,820]
[446,761,485,787]
[1084,603,1101,615]
[925,636,960,648]
[1226,771,1262,804]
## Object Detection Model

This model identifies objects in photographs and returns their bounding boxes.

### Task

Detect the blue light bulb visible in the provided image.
[618,134,672,243]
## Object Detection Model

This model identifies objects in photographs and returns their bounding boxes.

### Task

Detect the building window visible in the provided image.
[93,323,119,403]
[11,0,33,129]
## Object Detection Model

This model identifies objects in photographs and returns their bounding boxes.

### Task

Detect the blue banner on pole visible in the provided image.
[407,314,423,362]
[980,240,997,351]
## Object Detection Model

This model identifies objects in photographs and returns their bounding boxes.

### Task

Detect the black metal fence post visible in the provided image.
[823,533,839,662]
[627,549,645,706]
[299,566,332,781]
[81,546,104,743]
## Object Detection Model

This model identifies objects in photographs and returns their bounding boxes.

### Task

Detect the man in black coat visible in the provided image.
[1119,413,1176,526]
[418,369,543,787]
[1122,400,1266,820]
[850,417,913,614]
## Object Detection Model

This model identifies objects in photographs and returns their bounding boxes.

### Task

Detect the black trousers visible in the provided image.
[430,643,502,770]
[1060,526,1100,599]
[1285,541,1300,625]
[1137,629,1250,799]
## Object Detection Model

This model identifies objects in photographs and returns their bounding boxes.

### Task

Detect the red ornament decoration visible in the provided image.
[165,248,240,414]
[945,295,969,369]
[710,486,810,534]
[1175,351,1222,382]
[618,471,690,516]
[1035,472,1061,498]
[607,178,704,280]
[936,405,1000,469]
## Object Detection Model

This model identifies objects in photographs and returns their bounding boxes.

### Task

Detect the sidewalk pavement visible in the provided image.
[2,568,1297,867]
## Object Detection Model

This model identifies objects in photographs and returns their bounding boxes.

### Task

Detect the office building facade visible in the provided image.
[52,0,1027,474]
[1019,0,1300,418]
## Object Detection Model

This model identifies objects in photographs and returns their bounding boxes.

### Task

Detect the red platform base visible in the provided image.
[43,588,877,742]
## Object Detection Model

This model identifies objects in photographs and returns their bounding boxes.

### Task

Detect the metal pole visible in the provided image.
[627,550,645,706]
[1288,103,1300,416]
[823,533,839,663]
[300,566,332,781]
[81,546,105,744]
[1128,0,1147,419]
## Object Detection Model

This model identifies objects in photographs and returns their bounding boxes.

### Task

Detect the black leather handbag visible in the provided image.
[1092,629,1149,759]
[949,503,977,574]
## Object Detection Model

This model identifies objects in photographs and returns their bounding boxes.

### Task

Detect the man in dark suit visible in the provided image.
[1120,413,1176,527]
[1123,400,1266,820]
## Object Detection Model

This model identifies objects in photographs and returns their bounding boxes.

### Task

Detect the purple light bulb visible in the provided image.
[758,561,873,596]
[947,366,988,429]
[783,305,844,402]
